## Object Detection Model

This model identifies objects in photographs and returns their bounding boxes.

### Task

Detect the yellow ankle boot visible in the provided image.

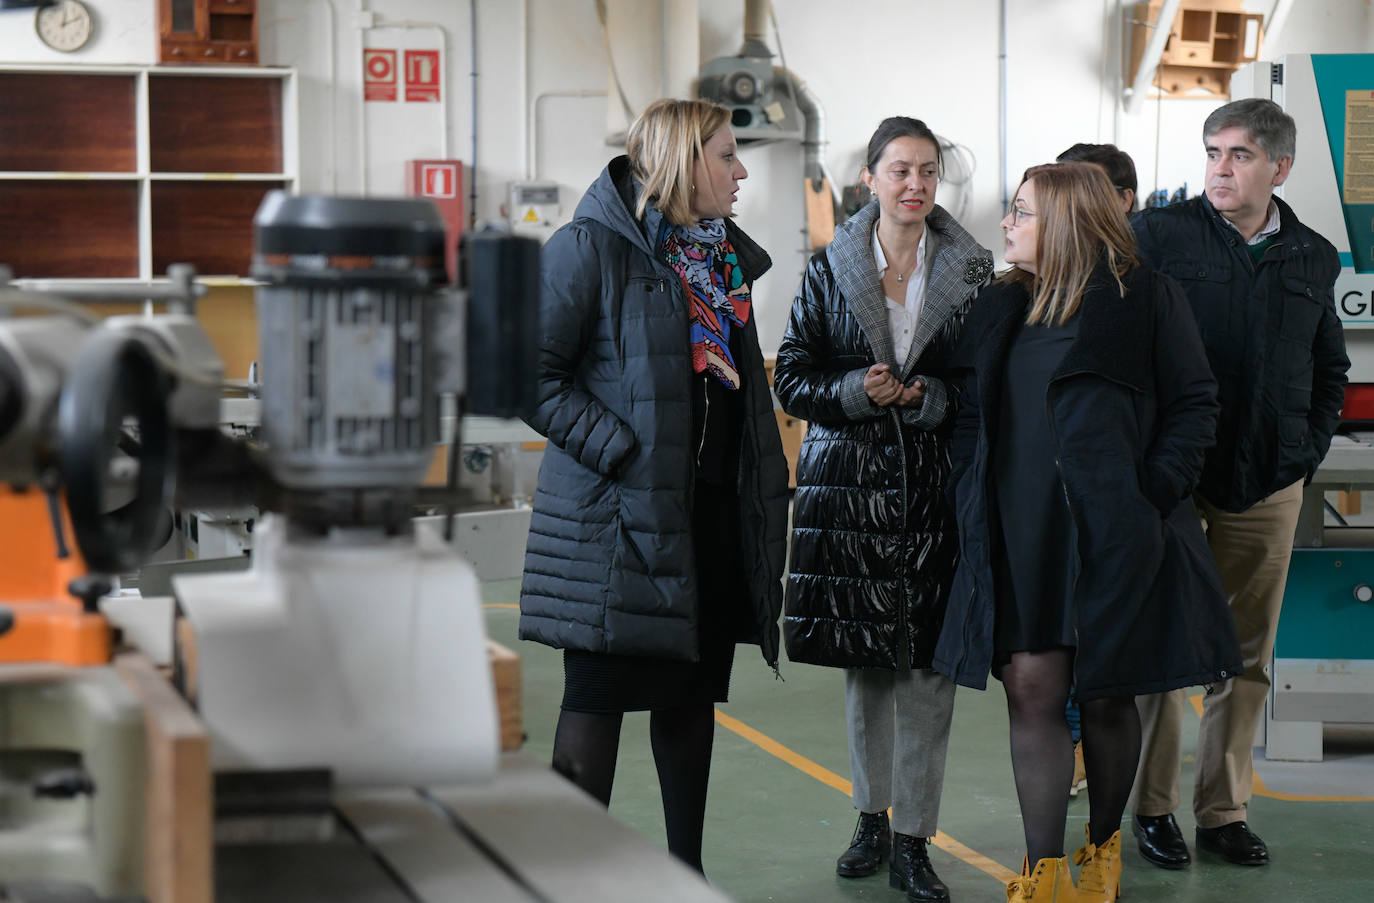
[1072,826,1123,902]
[1006,855,1075,902]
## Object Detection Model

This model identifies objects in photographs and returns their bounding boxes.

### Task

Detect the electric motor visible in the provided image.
[251,193,456,493]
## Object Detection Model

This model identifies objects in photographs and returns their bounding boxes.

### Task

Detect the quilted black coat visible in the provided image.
[1132,194,1349,513]
[518,157,790,668]
[775,200,992,670]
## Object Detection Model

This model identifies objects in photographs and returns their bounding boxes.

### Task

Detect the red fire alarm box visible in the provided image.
[406,160,464,283]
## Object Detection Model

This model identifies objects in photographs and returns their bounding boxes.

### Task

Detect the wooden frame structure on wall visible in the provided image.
[1127,0,1265,98]
[0,64,297,283]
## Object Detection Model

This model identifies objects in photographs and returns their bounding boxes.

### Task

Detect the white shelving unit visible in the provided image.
[0,63,298,285]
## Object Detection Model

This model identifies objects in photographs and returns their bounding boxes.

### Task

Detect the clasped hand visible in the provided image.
[863,364,924,407]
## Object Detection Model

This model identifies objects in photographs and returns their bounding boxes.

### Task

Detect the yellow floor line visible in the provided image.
[713,709,1019,884]
[1186,693,1373,803]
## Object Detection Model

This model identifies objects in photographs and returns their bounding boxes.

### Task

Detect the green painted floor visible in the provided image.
[482,579,1374,903]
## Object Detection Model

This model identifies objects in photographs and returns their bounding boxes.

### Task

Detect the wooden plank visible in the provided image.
[804,177,834,252]
[774,411,805,491]
[427,754,733,903]
[114,651,212,903]
[488,640,523,751]
[1338,490,1363,516]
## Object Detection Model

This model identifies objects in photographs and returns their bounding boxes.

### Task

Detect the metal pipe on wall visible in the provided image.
[742,0,771,58]
[781,70,825,185]
[999,0,1008,209]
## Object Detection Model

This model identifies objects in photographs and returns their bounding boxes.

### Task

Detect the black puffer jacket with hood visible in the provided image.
[518,156,790,669]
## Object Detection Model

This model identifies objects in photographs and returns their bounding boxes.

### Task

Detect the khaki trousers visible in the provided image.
[1130,479,1304,828]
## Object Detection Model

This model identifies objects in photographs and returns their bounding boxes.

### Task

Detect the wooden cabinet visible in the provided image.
[158,0,259,65]
[0,65,297,282]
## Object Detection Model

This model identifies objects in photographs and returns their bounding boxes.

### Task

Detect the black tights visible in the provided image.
[1003,649,1140,864]
[550,704,716,872]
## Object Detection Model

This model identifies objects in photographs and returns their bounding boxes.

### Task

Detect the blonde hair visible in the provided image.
[625,98,732,227]
[1000,162,1139,325]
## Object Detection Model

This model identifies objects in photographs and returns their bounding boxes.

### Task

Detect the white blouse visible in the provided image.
[873,223,929,367]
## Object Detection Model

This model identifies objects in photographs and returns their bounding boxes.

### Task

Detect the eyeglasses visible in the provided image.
[1006,206,1036,227]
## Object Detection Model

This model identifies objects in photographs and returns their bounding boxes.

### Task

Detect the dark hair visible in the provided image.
[1203,98,1296,163]
[864,116,943,178]
[1056,142,1138,208]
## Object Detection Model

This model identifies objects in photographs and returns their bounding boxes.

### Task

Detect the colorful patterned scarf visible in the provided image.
[658,218,752,390]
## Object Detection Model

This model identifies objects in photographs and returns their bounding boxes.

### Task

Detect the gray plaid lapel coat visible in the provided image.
[824,199,994,427]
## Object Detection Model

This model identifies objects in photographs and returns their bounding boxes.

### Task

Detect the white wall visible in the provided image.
[1,0,1367,351]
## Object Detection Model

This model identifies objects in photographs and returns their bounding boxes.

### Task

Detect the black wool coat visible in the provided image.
[518,157,790,668]
[775,201,992,670]
[932,265,1244,700]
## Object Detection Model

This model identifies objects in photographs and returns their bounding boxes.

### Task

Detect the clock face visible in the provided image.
[36,0,94,53]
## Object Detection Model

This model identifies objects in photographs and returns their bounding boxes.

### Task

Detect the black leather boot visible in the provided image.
[836,811,890,877]
[889,833,950,902]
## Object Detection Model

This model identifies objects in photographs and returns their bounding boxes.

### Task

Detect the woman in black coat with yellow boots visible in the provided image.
[932,162,1242,902]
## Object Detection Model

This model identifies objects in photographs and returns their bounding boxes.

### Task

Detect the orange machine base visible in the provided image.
[0,603,111,666]
[0,487,112,666]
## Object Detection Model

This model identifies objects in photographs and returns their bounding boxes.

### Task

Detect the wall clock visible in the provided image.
[35,0,93,52]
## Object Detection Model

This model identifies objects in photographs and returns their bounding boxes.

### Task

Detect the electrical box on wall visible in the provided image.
[506,182,560,243]
[406,159,464,283]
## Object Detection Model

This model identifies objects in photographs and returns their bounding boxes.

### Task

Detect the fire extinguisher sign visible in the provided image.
[406,50,441,103]
[363,49,397,102]
[421,163,458,199]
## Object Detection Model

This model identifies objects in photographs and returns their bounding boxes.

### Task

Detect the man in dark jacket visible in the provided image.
[1128,98,1350,870]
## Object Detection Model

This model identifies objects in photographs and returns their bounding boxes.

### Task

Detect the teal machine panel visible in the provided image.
[1277,548,1374,661]
[1311,55,1374,277]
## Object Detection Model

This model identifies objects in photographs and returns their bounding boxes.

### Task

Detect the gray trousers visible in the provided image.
[845,667,956,838]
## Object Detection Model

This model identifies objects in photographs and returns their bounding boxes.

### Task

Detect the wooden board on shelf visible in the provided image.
[149,75,284,173]
[152,181,285,277]
[0,73,137,173]
[0,181,139,278]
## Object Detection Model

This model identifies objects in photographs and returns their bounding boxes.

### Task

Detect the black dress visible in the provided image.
[991,316,1079,665]
[561,338,747,714]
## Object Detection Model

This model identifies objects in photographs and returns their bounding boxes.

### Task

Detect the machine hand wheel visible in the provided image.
[56,330,175,574]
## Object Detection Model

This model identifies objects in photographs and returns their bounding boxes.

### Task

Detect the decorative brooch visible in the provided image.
[963,257,994,285]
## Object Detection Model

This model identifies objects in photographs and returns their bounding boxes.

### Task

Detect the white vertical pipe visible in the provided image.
[1124,0,1181,116]
[520,0,531,180]
[317,0,338,194]
[661,0,698,100]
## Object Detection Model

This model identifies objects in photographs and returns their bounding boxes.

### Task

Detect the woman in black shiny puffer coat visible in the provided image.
[773,117,991,899]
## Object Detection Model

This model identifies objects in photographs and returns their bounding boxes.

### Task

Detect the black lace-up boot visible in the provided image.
[889,833,951,902]
[835,810,890,877]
